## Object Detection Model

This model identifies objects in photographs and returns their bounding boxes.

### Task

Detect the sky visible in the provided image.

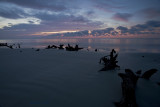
[0,0,160,39]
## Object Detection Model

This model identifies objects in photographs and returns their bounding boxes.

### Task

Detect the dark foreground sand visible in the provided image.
[0,48,160,107]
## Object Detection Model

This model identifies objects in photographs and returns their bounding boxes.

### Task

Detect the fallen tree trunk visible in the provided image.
[114,69,138,107]
[99,49,120,71]
[141,69,157,79]
[114,69,157,107]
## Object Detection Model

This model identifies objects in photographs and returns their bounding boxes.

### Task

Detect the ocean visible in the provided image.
[0,38,160,53]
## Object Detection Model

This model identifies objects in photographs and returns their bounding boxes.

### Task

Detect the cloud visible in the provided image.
[117,20,160,35]
[71,16,90,23]
[91,28,114,36]
[49,27,115,37]
[140,8,160,18]
[0,0,67,11]
[0,1,104,32]
[129,20,160,34]
[0,13,104,38]
[35,13,104,30]
[146,20,160,27]
[0,3,27,19]
[58,20,160,37]
[116,26,128,34]
[85,11,95,17]
[93,0,124,13]
[112,13,132,22]
[1,20,160,39]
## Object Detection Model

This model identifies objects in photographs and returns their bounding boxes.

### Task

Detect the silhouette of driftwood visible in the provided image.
[36,49,40,51]
[0,43,22,49]
[99,49,120,71]
[0,43,13,49]
[115,69,157,107]
[115,69,138,107]
[51,45,58,48]
[65,44,83,51]
[46,45,51,49]
[46,45,58,49]
[58,44,64,49]
[141,69,157,79]
[0,43,8,46]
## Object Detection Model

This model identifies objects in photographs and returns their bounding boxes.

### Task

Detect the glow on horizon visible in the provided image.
[31,30,79,36]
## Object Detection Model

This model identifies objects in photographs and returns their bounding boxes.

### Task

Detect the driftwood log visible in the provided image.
[99,49,120,71]
[115,69,157,107]
[115,69,138,107]
[46,45,58,49]
[141,69,157,79]
[65,44,83,51]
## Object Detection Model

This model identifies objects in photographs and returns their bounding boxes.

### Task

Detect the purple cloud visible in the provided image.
[112,13,132,22]
[140,8,160,18]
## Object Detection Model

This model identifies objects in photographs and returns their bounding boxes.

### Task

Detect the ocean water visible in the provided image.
[0,38,160,53]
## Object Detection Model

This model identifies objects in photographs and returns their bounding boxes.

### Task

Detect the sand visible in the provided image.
[0,48,160,107]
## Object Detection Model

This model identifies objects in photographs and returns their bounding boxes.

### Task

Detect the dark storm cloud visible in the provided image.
[0,0,67,11]
[112,13,133,22]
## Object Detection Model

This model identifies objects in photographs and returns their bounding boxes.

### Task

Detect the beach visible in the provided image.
[0,48,160,107]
